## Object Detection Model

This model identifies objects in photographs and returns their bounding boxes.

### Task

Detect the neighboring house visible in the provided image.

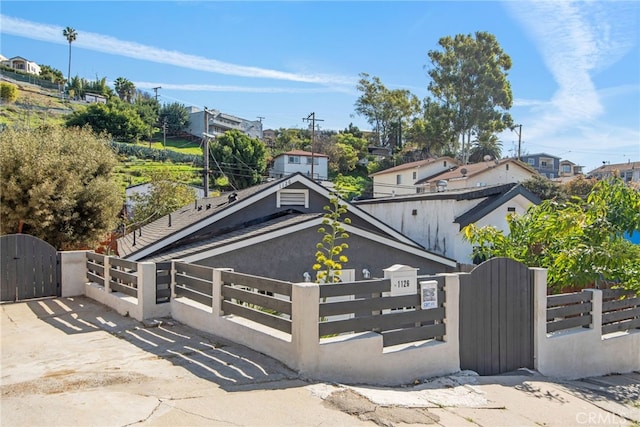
[124,182,205,218]
[84,92,107,104]
[420,158,539,191]
[1,56,41,75]
[117,173,457,282]
[520,153,561,178]
[185,107,263,140]
[354,183,541,264]
[588,161,640,185]
[369,157,458,197]
[558,160,583,177]
[269,150,329,181]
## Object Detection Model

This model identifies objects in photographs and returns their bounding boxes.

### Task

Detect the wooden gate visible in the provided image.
[459,257,534,375]
[0,234,60,302]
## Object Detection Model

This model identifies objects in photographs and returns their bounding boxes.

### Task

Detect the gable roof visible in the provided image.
[422,158,537,183]
[454,184,541,228]
[369,157,457,177]
[587,161,640,175]
[145,212,456,267]
[355,182,523,205]
[521,152,562,160]
[117,173,429,262]
[275,150,328,158]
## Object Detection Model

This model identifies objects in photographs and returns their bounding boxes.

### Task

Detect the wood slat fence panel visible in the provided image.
[221,270,292,297]
[546,291,593,333]
[222,285,291,316]
[601,293,640,335]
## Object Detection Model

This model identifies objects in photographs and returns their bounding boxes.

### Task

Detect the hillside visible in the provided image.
[0,78,203,192]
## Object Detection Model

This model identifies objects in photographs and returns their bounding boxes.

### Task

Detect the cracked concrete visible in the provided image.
[2,297,638,427]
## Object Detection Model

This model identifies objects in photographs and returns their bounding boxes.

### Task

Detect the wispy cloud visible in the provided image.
[0,14,356,87]
[133,81,352,94]
[505,1,638,143]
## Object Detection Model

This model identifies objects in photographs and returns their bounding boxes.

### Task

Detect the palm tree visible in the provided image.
[469,131,503,163]
[62,26,78,97]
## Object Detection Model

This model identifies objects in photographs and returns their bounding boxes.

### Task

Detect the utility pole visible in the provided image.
[152,86,161,102]
[203,108,210,197]
[303,113,323,180]
[257,116,265,123]
[513,124,523,161]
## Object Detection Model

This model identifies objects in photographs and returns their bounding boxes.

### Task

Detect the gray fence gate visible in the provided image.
[0,234,60,302]
[459,257,534,375]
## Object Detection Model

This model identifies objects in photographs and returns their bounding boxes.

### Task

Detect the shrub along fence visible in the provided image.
[71,253,640,384]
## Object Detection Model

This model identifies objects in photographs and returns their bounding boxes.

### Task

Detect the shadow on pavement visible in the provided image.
[26,297,300,392]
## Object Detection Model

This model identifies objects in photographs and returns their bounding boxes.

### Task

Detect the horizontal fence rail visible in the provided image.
[108,257,138,297]
[86,252,106,286]
[546,291,593,333]
[155,261,172,304]
[174,262,213,306]
[220,270,292,334]
[602,289,640,335]
[319,276,446,347]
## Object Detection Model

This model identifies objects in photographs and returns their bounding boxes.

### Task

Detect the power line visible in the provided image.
[302,112,324,180]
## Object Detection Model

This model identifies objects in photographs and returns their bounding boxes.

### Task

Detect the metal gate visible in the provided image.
[0,234,60,302]
[459,257,534,375]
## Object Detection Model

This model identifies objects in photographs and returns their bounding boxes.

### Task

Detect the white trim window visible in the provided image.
[288,156,301,164]
[277,189,309,208]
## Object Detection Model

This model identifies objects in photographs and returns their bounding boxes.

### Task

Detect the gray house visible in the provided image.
[117,173,457,282]
[519,153,561,178]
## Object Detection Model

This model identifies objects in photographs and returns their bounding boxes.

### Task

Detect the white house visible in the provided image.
[422,158,539,191]
[1,56,41,75]
[588,161,640,185]
[269,150,329,181]
[369,157,458,197]
[354,183,541,264]
[185,107,263,140]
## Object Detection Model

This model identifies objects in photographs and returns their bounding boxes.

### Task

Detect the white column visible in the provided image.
[291,282,320,373]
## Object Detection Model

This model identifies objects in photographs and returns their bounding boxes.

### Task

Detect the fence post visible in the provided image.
[531,267,548,372]
[291,282,320,373]
[103,255,111,293]
[584,289,602,334]
[138,262,157,320]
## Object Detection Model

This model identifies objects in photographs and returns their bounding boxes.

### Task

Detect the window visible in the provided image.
[443,161,448,167]
[412,171,417,180]
[527,159,535,165]
[288,156,300,164]
[306,157,319,165]
[540,158,553,169]
[277,189,309,208]
[396,174,402,185]
[506,164,509,171]
[562,165,572,173]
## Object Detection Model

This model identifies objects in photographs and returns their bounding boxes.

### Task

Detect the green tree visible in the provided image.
[209,130,267,190]
[65,101,148,142]
[85,76,115,99]
[468,131,502,163]
[62,26,78,94]
[325,142,359,176]
[521,175,568,201]
[354,73,420,148]
[463,177,640,292]
[159,102,190,135]
[134,93,160,140]
[0,125,122,250]
[114,77,136,103]
[427,31,513,163]
[39,65,65,83]
[406,97,457,156]
[0,82,18,103]
[313,193,351,283]
[129,170,197,226]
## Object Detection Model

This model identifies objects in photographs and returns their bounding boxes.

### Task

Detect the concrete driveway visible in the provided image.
[2,296,638,426]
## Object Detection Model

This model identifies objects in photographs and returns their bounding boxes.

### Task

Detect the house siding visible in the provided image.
[195,226,451,282]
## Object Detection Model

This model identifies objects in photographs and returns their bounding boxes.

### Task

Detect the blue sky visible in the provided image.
[1,1,638,173]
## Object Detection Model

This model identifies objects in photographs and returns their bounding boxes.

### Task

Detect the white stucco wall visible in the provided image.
[533,270,640,379]
[372,160,455,197]
[357,193,535,263]
[444,166,534,190]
